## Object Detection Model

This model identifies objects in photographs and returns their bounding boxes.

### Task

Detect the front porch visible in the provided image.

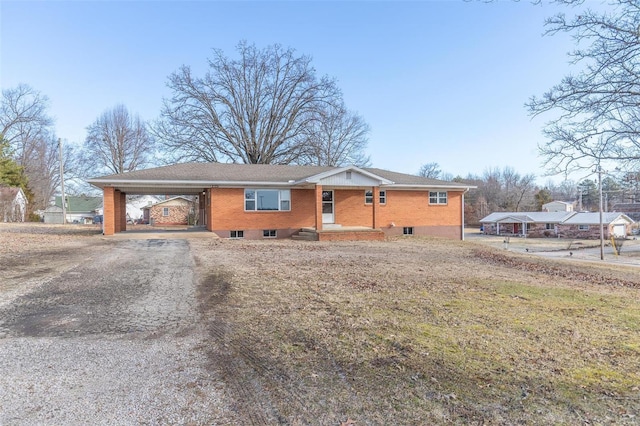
[292,225,385,242]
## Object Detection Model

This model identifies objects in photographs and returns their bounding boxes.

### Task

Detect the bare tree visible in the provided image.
[301,103,370,166]
[0,85,60,210]
[0,84,52,158]
[417,162,442,179]
[527,0,640,174]
[154,41,342,164]
[82,105,155,176]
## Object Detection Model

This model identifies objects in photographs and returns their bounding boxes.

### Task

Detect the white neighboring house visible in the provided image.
[542,200,574,212]
[126,195,163,223]
[0,186,27,222]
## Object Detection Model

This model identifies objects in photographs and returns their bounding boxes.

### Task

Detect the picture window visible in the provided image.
[245,189,291,211]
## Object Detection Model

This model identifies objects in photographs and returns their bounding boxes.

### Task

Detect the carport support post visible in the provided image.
[103,187,115,235]
[119,191,127,232]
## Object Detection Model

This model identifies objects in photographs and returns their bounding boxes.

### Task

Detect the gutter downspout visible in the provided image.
[462,188,469,241]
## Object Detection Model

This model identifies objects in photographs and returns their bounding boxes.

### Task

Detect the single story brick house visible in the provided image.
[88,163,474,241]
[480,211,634,239]
[143,196,196,226]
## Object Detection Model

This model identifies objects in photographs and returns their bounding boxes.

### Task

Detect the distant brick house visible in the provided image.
[88,163,475,241]
[0,186,27,222]
[143,196,195,226]
[480,211,634,239]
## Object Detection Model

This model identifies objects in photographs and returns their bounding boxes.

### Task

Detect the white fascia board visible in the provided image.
[88,179,297,188]
[383,184,477,191]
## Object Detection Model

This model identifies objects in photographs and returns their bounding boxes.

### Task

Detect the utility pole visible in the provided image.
[58,138,66,224]
[596,165,604,260]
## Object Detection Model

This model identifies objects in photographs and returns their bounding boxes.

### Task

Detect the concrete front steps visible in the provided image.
[292,226,385,242]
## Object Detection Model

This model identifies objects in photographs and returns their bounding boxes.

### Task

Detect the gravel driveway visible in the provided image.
[0,238,234,425]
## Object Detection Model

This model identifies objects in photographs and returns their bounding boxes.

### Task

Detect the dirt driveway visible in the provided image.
[0,232,237,424]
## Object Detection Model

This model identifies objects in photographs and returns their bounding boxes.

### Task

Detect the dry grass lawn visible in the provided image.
[192,236,640,425]
[2,224,639,424]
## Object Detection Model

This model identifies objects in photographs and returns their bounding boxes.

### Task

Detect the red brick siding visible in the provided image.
[206,187,464,240]
[103,187,115,235]
[334,189,373,227]
[209,188,316,231]
[149,199,193,225]
[318,230,385,241]
[377,190,462,239]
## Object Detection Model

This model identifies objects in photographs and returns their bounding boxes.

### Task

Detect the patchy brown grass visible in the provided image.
[192,236,640,425]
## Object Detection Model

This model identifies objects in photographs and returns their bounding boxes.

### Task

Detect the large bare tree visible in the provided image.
[527,0,640,174]
[0,85,61,210]
[82,105,154,176]
[0,84,52,157]
[154,41,343,164]
[301,103,370,166]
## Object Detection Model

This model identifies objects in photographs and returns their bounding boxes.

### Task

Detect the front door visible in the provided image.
[322,190,334,224]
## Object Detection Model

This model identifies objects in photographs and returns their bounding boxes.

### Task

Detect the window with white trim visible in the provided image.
[403,227,414,235]
[579,225,589,230]
[162,207,169,216]
[263,229,277,238]
[245,189,291,211]
[230,230,244,239]
[365,190,386,205]
[545,223,554,230]
[429,191,447,205]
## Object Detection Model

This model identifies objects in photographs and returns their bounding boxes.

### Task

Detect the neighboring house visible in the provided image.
[143,196,195,226]
[480,211,634,239]
[0,186,27,222]
[557,212,634,239]
[88,163,475,241]
[542,200,574,212]
[43,196,102,224]
[480,212,574,238]
[128,195,163,223]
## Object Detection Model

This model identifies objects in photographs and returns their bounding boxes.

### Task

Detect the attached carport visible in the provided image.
[88,178,212,236]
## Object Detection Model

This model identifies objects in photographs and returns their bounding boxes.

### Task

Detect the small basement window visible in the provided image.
[162,207,169,216]
[263,229,277,238]
[230,230,244,239]
[403,227,414,235]
[579,225,590,230]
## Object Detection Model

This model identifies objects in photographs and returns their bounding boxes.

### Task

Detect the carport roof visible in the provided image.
[87,163,474,195]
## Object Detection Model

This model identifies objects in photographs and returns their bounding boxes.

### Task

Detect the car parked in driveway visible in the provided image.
[93,215,103,224]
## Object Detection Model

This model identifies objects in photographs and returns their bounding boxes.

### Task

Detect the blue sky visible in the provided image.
[1,0,588,182]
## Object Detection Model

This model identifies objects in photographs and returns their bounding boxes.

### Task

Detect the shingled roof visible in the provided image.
[88,163,473,195]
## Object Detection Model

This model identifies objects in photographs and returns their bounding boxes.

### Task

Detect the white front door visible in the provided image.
[322,190,334,224]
